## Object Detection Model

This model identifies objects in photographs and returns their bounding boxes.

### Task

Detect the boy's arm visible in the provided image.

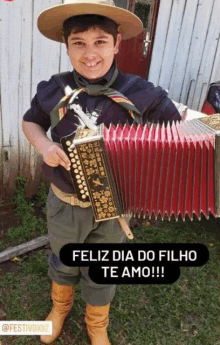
[22,120,70,171]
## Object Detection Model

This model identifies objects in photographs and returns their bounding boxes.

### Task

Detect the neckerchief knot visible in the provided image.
[50,61,142,130]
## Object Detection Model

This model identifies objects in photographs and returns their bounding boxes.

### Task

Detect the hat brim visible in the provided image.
[37,3,143,42]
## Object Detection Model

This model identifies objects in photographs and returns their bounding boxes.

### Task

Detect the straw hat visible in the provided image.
[37,0,143,42]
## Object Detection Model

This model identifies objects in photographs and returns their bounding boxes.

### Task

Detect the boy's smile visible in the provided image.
[66,27,121,81]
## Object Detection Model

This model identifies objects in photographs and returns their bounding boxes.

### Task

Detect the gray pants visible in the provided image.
[47,188,127,306]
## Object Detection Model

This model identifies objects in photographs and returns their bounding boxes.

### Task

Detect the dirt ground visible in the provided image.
[0,205,49,278]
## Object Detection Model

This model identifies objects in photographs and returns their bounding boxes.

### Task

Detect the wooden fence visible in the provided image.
[148,0,220,110]
[1,0,220,200]
[0,0,71,200]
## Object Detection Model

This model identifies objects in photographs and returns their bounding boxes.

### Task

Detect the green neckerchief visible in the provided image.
[50,62,142,130]
[73,61,119,95]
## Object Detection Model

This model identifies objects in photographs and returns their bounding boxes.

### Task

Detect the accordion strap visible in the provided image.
[118,217,134,240]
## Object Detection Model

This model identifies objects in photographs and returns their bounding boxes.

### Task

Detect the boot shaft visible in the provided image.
[85,303,111,345]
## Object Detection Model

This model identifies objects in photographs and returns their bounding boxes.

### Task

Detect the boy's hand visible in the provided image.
[42,143,71,171]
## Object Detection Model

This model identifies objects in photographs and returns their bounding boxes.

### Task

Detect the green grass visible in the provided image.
[0,177,47,250]
[0,217,219,344]
[0,178,219,344]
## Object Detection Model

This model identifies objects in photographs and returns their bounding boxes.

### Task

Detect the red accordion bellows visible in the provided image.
[103,121,216,220]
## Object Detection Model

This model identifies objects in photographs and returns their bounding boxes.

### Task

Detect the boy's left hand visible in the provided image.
[42,142,71,171]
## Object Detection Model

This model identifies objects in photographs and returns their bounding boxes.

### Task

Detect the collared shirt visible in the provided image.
[23,62,181,193]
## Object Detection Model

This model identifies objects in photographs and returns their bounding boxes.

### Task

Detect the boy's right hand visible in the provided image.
[42,142,71,171]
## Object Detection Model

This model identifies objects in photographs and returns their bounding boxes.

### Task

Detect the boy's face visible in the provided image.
[66,27,121,81]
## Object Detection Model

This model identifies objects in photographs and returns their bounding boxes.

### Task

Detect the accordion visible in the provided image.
[61,115,220,222]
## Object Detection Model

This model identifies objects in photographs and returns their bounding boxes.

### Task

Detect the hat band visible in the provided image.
[64,0,115,6]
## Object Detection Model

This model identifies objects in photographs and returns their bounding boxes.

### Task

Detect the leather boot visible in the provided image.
[85,303,111,345]
[40,281,75,344]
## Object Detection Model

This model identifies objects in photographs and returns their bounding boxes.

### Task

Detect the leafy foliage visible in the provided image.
[134,2,151,29]
[3,177,48,247]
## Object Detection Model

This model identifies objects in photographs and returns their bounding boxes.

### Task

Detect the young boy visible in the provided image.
[22,0,181,344]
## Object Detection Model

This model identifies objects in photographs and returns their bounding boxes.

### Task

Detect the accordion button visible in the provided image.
[66,141,71,146]
[73,164,77,168]
[68,148,72,152]
[82,195,86,199]
[71,158,75,162]
[79,185,83,189]
[86,192,89,196]
[69,153,74,157]
[80,190,85,194]
[74,169,79,173]
[76,175,80,179]
[75,155,79,160]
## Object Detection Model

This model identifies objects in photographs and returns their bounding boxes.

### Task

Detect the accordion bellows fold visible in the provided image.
[104,119,220,221]
[61,115,220,221]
